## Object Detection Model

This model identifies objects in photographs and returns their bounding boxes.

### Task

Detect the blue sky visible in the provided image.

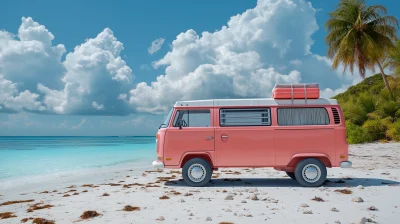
[0,0,399,136]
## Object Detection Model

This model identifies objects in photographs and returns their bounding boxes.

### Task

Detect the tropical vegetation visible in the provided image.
[325,0,400,143]
[333,74,400,143]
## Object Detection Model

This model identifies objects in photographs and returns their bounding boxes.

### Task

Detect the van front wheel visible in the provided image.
[294,158,327,187]
[182,158,212,187]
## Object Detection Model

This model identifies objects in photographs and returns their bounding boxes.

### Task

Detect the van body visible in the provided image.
[152,95,352,187]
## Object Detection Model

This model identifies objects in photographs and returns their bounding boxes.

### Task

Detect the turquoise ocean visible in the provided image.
[0,136,156,180]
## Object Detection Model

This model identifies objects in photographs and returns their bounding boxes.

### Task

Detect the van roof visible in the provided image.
[174,98,338,107]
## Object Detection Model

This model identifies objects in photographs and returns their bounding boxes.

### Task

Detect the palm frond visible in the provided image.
[367,16,399,27]
[385,40,400,75]
[325,0,398,82]
[362,5,387,21]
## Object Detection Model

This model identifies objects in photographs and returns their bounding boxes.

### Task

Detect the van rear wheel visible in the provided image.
[285,172,296,180]
[182,158,212,187]
[294,158,327,187]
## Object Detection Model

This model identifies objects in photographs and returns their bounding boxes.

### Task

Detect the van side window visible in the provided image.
[277,108,329,126]
[173,110,211,127]
[220,108,271,126]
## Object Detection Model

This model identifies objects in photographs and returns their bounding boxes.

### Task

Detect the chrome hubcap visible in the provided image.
[188,164,206,182]
[302,164,321,183]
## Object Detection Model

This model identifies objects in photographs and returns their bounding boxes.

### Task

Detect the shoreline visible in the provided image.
[0,161,150,195]
[0,142,399,224]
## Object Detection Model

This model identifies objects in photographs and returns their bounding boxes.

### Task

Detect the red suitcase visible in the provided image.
[272,84,320,99]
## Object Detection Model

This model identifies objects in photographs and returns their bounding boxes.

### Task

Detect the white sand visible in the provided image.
[0,142,399,224]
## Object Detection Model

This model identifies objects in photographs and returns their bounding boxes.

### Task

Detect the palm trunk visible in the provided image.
[377,61,393,96]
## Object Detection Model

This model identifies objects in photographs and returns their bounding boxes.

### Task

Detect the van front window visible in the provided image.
[159,108,173,129]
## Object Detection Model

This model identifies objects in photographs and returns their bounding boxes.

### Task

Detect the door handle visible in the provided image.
[221,134,229,142]
[205,136,214,140]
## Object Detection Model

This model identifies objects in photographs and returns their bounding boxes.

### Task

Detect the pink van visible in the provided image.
[152,84,352,187]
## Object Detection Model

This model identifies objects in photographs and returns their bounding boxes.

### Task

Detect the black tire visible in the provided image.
[286,172,296,180]
[182,158,212,187]
[294,158,327,187]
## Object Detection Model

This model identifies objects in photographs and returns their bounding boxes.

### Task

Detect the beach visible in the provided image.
[1,142,399,224]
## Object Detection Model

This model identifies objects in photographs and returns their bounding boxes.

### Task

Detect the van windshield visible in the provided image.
[159,108,173,129]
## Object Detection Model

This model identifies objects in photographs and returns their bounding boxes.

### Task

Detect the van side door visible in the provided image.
[215,107,275,167]
[164,109,215,166]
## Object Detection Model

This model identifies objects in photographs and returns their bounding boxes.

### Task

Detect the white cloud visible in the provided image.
[290,59,302,66]
[0,1,365,116]
[1,18,135,115]
[72,118,87,129]
[44,28,134,115]
[321,86,348,98]
[92,101,104,110]
[38,27,133,115]
[0,74,45,112]
[0,17,66,92]
[117,93,128,101]
[148,38,165,55]
[7,90,45,112]
[128,0,352,113]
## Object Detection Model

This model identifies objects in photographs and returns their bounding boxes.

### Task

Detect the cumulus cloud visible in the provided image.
[0,17,66,92]
[0,17,134,115]
[128,0,351,113]
[0,0,363,116]
[0,74,45,112]
[92,102,104,110]
[38,28,134,115]
[148,38,165,55]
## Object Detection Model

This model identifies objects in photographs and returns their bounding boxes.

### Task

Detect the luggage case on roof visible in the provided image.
[272,83,320,99]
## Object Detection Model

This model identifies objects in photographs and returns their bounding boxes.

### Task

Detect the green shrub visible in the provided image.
[367,112,381,119]
[377,88,393,101]
[358,92,376,114]
[377,100,400,118]
[395,109,400,118]
[346,122,371,144]
[343,102,368,125]
[362,119,388,141]
[334,73,400,143]
[387,120,400,141]
[382,116,395,126]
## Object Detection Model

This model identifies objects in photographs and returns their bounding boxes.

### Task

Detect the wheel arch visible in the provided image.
[287,153,332,168]
[179,152,214,168]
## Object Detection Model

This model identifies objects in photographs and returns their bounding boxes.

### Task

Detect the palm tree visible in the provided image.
[325,0,398,95]
[385,40,400,76]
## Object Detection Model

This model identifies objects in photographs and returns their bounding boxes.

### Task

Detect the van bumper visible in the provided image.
[340,161,352,168]
[152,160,164,169]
